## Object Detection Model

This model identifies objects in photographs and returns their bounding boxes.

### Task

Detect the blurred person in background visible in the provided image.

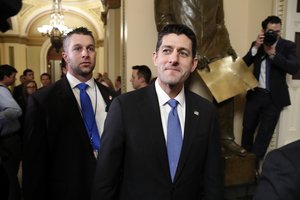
[130,65,152,90]
[40,73,52,88]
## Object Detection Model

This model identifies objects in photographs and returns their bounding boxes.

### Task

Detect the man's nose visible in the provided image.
[81,48,90,57]
[168,51,179,64]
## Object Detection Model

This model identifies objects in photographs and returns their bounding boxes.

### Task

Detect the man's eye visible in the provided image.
[179,51,189,57]
[88,47,95,52]
[162,49,171,54]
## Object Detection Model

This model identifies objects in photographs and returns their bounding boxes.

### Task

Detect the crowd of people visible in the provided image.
[0,13,299,200]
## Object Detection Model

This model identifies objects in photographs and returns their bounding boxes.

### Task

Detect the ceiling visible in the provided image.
[1,0,105,43]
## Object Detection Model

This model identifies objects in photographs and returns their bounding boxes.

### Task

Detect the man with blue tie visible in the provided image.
[92,24,223,200]
[241,16,299,171]
[22,27,116,200]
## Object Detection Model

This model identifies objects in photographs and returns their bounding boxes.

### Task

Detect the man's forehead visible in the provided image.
[266,23,281,30]
[69,34,95,44]
[161,34,192,49]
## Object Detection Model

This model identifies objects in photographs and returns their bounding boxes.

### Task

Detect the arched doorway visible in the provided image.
[47,46,63,82]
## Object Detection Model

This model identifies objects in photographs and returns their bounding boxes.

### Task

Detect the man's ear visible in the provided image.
[190,57,198,73]
[62,52,68,63]
[152,51,157,66]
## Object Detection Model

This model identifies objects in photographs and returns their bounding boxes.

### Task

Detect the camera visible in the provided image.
[264,30,278,46]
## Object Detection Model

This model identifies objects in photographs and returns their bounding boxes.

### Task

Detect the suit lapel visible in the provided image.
[57,78,95,154]
[173,91,202,182]
[95,81,114,112]
[136,85,171,178]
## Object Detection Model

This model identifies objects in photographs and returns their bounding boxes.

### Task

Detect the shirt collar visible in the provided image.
[66,72,96,89]
[155,79,185,107]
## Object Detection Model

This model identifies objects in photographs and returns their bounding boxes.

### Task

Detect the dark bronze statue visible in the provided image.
[0,0,22,32]
[154,0,247,156]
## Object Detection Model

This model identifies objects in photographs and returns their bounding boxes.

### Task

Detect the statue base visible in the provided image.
[223,153,256,186]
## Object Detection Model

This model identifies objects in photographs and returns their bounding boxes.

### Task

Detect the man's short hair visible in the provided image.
[23,69,33,76]
[40,73,51,80]
[261,16,282,30]
[155,24,197,58]
[0,64,17,80]
[132,65,152,84]
[63,27,94,51]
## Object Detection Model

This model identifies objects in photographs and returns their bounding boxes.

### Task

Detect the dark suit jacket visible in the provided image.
[243,38,299,108]
[92,84,223,200]
[12,84,23,101]
[254,140,300,200]
[22,77,116,200]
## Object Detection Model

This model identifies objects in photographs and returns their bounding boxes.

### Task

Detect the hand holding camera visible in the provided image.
[254,31,265,48]
[263,30,278,57]
[263,30,278,46]
[255,29,279,48]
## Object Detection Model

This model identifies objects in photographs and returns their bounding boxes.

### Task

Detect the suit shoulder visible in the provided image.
[278,140,300,154]
[279,38,296,47]
[31,79,65,101]
[96,82,117,97]
[187,90,214,107]
[117,86,149,100]
[267,140,300,168]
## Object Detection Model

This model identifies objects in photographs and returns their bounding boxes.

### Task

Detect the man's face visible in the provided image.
[40,75,51,87]
[130,69,144,89]
[5,72,16,86]
[20,75,26,84]
[62,34,96,80]
[25,72,34,81]
[152,33,197,88]
[265,23,281,37]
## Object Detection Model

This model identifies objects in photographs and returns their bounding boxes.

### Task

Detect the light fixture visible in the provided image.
[38,0,72,52]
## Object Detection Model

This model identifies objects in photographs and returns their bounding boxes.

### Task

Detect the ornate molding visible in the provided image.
[101,0,121,9]
[274,0,287,36]
[101,0,120,25]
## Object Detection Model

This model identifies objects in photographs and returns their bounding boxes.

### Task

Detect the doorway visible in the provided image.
[47,46,63,82]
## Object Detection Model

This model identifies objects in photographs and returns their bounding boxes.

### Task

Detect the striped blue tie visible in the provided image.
[167,99,182,181]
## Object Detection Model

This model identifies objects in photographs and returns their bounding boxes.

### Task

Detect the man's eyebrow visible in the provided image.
[160,45,172,49]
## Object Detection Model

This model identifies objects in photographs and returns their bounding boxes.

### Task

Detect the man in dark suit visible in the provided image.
[253,140,300,200]
[92,24,223,200]
[241,16,299,170]
[13,68,34,102]
[22,27,116,200]
[155,0,246,157]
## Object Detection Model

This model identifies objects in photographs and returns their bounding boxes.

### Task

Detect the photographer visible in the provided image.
[241,16,299,174]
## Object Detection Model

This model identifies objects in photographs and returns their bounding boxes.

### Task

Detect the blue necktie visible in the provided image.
[77,83,100,151]
[167,99,182,181]
[265,58,270,90]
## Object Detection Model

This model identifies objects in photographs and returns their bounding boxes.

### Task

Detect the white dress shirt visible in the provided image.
[251,46,268,89]
[66,72,107,136]
[155,80,186,142]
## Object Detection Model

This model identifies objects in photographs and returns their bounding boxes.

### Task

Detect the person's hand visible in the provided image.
[197,55,210,72]
[255,30,265,48]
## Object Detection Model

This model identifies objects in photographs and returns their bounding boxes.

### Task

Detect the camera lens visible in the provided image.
[264,30,278,46]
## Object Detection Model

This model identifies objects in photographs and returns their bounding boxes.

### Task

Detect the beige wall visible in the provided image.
[122,0,157,91]
[27,46,42,84]
[1,43,28,85]
[104,9,121,82]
